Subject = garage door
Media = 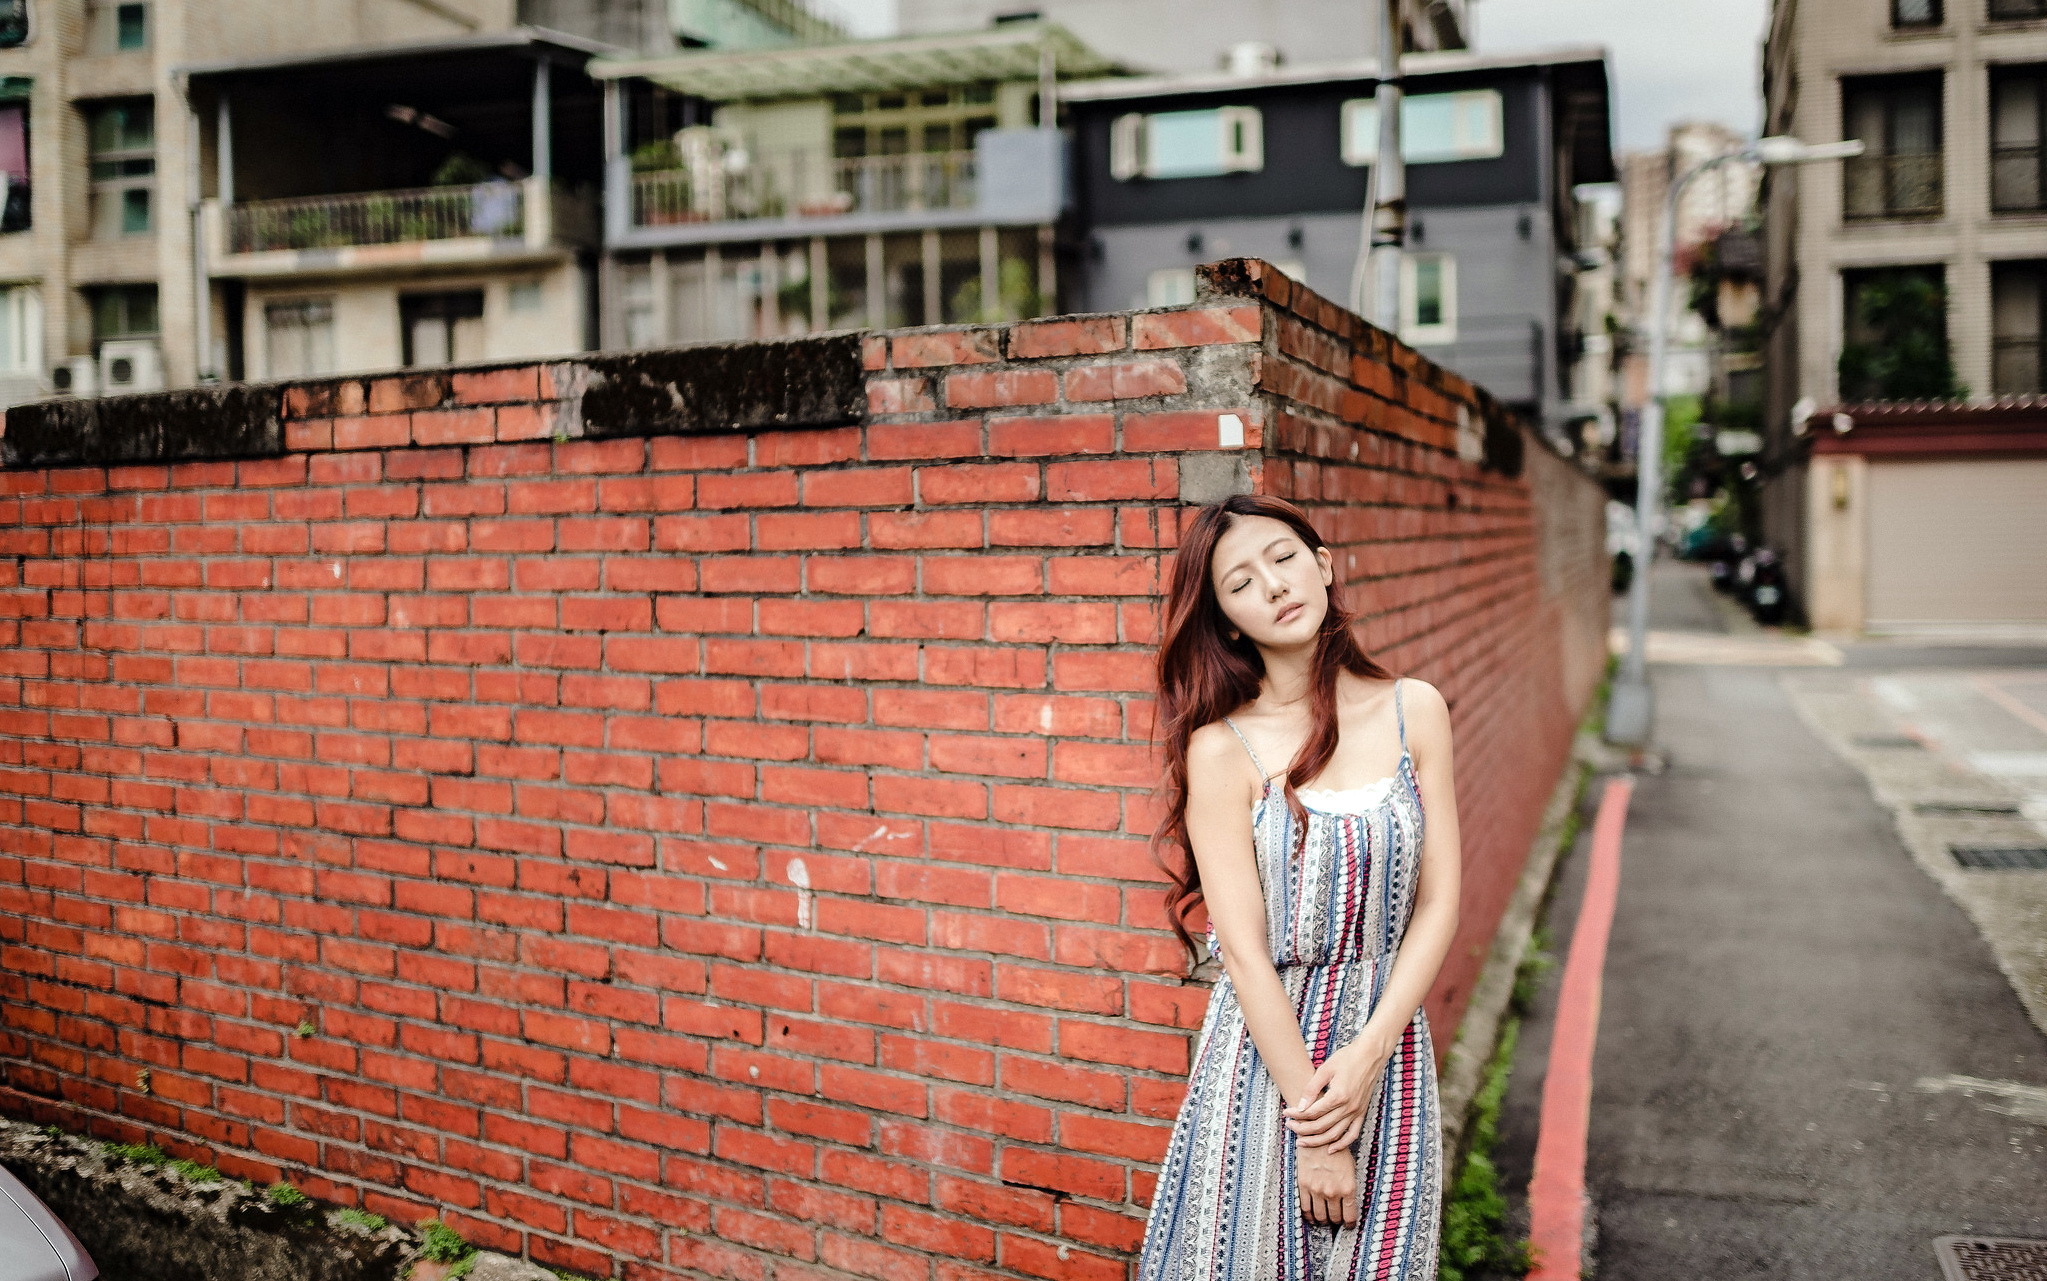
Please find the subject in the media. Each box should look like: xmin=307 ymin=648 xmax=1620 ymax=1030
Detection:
xmin=1866 ymin=458 xmax=2047 ymax=628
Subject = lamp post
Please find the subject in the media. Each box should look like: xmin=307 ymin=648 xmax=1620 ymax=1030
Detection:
xmin=1351 ymin=0 xmax=1406 ymax=325
xmin=1604 ymin=134 xmax=1865 ymax=748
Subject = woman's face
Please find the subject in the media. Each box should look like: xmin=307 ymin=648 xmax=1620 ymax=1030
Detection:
xmin=1208 ymin=513 xmax=1334 ymax=651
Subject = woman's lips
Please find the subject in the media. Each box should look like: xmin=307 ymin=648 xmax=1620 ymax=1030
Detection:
xmin=1276 ymin=602 xmax=1303 ymax=624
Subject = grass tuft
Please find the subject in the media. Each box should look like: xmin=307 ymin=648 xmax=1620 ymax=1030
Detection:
xmin=102 ymin=1142 xmax=167 ymax=1166
xmin=168 ymin=1158 xmax=221 ymax=1184
xmin=337 ymin=1207 xmax=389 ymax=1232
xmin=419 ymin=1218 xmax=475 ymax=1264
xmin=1437 ymin=1017 xmax=1532 ymax=1280
xmin=265 ymin=1182 xmax=311 ymax=1208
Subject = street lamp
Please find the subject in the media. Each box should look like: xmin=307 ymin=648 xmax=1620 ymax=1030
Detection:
xmin=1604 ymin=134 xmax=1865 ymax=748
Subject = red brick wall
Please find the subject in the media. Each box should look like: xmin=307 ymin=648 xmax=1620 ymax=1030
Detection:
xmin=0 ymin=261 xmax=1606 ymax=1281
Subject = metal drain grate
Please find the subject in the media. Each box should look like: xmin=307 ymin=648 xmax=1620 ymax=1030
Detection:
xmin=1950 ymin=846 xmax=2047 ymax=870
xmin=1917 ymin=800 xmax=2023 ymax=815
xmin=1936 ymin=1236 xmax=2047 ymax=1281
xmin=1854 ymin=733 xmax=1924 ymax=748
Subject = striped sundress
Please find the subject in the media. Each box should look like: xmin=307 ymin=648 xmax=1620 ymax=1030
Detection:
xmin=1136 ymin=678 xmax=1442 ymax=1281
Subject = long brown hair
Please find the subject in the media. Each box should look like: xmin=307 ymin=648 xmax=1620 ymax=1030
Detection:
xmin=1150 ymin=495 xmax=1394 ymax=967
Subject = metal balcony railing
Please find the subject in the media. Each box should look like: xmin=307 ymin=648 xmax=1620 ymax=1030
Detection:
xmin=1992 ymin=144 xmax=2047 ymax=211
xmin=1843 ymin=152 xmax=1942 ymax=219
xmin=629 ymin=149 xmax=977 ymax=229
xmin=227 ymin=182 xmax=527 ymax=254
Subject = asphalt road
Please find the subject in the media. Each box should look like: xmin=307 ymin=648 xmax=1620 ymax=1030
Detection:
xmin=1487 ymin=565 xmax=2047 ymax=1279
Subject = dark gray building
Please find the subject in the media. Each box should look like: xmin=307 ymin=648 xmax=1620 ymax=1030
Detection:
xmin=1061 ymin=47 xmax=1614 ymax=432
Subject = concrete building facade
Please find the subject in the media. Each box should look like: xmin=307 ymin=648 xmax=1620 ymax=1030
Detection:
xmin=1762 ymin=0 xmax=2047 ymax=633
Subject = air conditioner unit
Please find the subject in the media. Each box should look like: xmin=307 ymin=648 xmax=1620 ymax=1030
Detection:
xmin=49 ymin=355 xmax=96 ymax=397
xmin=99 ymin=339 xmax=162 ymax=394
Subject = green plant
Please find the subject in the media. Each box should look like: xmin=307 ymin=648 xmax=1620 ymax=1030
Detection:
xmin=630 ymin=138 xmax=681 ymax=172
xmin=1837 ymin=269 xmax=1964 ymax=402
xmin=1509 ymin=924 xmax=1555 ymax=1018
xmin=294 ymin=1020 xmax=316 ymax=1038
xmin=169 ymin=1158 xmax=221 ymax=1184
xmin=39 ymin=1124 xmax=64 ymax=1140
xmin=1437 ymin=1018 xmax=1532 ymax=1280
xmin=266 ymin=1182 xmax=310 ymax=1208
xmin=102 ymin=1142 xmax=166 ymax=1166
xmin=432 ymin=153 xmax=490 ymax=186
xmin=337 ymin=1207 xmax=389 ymax=1232
xmin=419 ymin=1219 xmax=474 ymax=1264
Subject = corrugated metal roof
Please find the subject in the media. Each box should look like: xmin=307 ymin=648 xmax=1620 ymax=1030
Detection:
xmin=590 ymin=22 xmax=1121 ymax=98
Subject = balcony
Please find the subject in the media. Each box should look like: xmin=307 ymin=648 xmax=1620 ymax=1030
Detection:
xmin=205 ymin=177 xmax=595 ymax=278
xmin=1843 ymin=152 xmax=1942 ymax=219
xmin=609 ymin=128 xmax=1063 ymax=249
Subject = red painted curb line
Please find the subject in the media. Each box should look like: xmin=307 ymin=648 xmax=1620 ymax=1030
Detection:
xmin=1525 ymin=775 xmax=1634 ymax=1281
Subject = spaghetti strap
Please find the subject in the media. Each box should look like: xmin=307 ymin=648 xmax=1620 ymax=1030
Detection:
xmin=1394 ymin=678 xmax=1408 ymax=753
xmin=1220 ymin=716 xmax=1270 ymax=780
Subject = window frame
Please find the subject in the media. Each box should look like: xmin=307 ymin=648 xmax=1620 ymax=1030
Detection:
xmin=1341 ymin=89 xmax=1506 ymax=166
xmin=85 ymin=97 xmax=155 ymax=239
xmin=263 ymin=296 xmax=337 ymax=380
xmin=1990 ymin=259 xmax=2047 ymax=395
xmin=1840 ymin=73 xmax=1944 ymax=221
xmin=1400 ymin=252 xmax=1458 ymax=345
xmin=85 ymin=0 xmax=149 ymax=54
xmin=1889 ymin=0 xmax=1941 ymax=27
xmin=1109 ymin=106 xmax=1264 ymax=181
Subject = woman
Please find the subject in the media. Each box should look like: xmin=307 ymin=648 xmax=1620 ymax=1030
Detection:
xmin=1136 ymin=494 xmax=1463 ymax=1281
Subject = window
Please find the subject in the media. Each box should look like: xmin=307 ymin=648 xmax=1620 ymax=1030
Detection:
xmin=1990 ymin=0 xmax=2047 ymax=19
xmin=1110 ymin=107 xmax=1264 ymax=180
xmin=87 ymin=284 xmax=157 ymax=347
xmin=1341 ymin=90 xmax=1505 ymax=166
xmin=1839 ymin=266 xmax=1957 ymax=401
xmin=0 ymin=286 xmax=41 ymax=374
xmin=0 ymin=0 xmax=26 ymax=47
xmin=1841 ymin=75 xmax=1942 ymax=219
xmin=86 ymin=1 xmax=148 ymax=53
xmin=1400 ymin=253 xmax=1457 ymax=344
xmin=0 ymin=84 xmax=27 ymax=234
xmin=1891 ymin=0 xmax=1940 ymax=25
xmin=400 ymin=290 xmax=485 ymax=367
xmin=264 ymin=298 xmax=335 ymax=380
xmin=1146 ymin=268 xmax=1197 ymax=308
xmin=1992 ymin=68 xmax=2047 ymax=211
xmin=1992 ymin=261 xmax=2047 ymax=394
xmin=87 ymin=98 xmax=154 ymax=238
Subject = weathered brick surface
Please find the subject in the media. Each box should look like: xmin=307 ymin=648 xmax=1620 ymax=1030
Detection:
xmin=0 ymin=261 xmax=1604 ymax=1281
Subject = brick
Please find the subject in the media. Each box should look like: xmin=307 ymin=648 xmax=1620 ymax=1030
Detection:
xmin=868 ymin=419 xmax=983 ymax=461
xmin=1062 ymin=360 xmax=1188 ymax=402
xmin=892 ymin=329 xmax=1000 ymax=368
xmin=1132 ymin=305 xmax=1262 ymax=349
xmin=1046 ymin=458 xmax=1177 ymax=502
xmin=451 ymin=366 xmax=542 ymax=405
xmin=987 ymin=415 xmax=1114 ymax=457
xmin=867 ymin=378 xmax=937 ymax=415
xmin=1006 ymin=316 xmax=1126 ymax=358
xmin=919 ymin=463 xmax=1040 ymax=505
xmin=943 ymin=369 xmax=1057 ymax=409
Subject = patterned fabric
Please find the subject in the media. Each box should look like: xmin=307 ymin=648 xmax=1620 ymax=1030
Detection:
xmin=1136 ymin=680 xmax=1441 ymax=1281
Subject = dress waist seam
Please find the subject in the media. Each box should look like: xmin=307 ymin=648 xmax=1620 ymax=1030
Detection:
xmin=1275 ymin=952 xmax=1395 ymax=970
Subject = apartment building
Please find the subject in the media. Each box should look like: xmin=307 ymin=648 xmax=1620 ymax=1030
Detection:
xmin=588 ymin=22 xmax=1118 ymax=345
xmin=1061 ymin=46 xmax=1615 ymax=438
xmin=0 ymin=0 xmax=832 ymax=408
xmin=1762 ymin=0 xmax=2047 ymax=632
xmin=0 ymin=0 xmax=539 ymax=409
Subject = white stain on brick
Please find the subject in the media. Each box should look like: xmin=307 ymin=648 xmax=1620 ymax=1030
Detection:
xmin=787 ymin=857 xmax=814 ymax=928
xmin=1218 ymin=414 xmax=1245 ymax=448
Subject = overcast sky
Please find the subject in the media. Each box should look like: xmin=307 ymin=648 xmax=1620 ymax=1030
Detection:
xmin=825 ymin=0 xmax=1771 ymax=154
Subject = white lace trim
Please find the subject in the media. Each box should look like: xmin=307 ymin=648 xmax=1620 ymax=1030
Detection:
xmin=1253 ymin=776 xmax=1395 ymax=814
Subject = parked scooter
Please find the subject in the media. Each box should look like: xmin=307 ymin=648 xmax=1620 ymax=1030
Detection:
xmin=1747 ymin=547 xmax=1789 ymax=625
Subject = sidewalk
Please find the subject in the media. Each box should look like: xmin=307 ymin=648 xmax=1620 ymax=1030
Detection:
xmin=1486 ymin=563 xmax=2047 ymax=1280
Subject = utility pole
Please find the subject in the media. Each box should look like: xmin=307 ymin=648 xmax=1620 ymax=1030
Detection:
xmin=1352 ymin=0 xmax=1405 ymax=326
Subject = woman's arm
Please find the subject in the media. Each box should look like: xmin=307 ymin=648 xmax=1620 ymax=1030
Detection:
xmin=1285 ymin=679 xmax=1463 ymax=1149
xmin=1183 ymin=724 xmax=1322 ymax=1112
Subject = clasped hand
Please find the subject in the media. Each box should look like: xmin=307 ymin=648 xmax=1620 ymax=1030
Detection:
xmin=1285 ymin=1025 xmax=1395 ymax=1152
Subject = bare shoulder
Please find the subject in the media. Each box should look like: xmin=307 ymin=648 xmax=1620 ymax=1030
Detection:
xmin=1398 ymin=678 xmax=1454 ymax=743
